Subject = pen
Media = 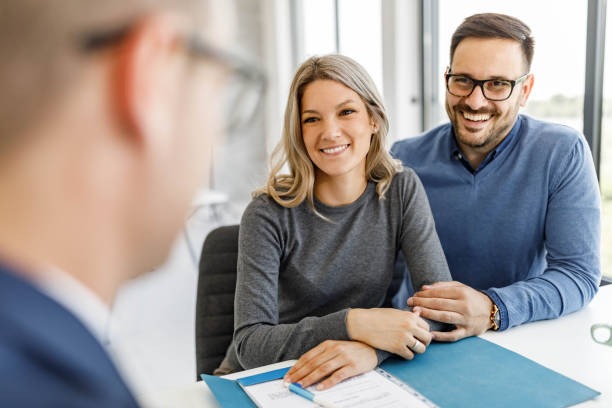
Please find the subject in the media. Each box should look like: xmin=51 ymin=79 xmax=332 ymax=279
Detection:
xmin=283 ymin=382 xmax=338 ymax=408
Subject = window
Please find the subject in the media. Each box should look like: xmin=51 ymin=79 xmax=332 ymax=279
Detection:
xmin=600 ymin=3 xmax=612 ymax=280
xmin=337 ymin=0 xmax=383 ymax=92
xmin=301 ymin=0 xmax=337 ymax=56
xmin=296 ymin=0 xmax=383 ymax=93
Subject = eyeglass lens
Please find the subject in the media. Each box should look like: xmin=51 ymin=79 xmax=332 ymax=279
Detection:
xmin=188 ymin=40 xmax=265 ymax=134
xmin=81 ymin=27 xmax=266 ymax=134
xmin=223 ymin=72 xmax=265 ymax=134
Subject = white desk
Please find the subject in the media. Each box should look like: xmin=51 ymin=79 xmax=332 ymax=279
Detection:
xmin=143 ymin=285 xmax=612 ymax=407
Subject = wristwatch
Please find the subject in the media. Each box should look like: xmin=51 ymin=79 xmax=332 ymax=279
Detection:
xmin=489 ymin=302 xmax=500 ymax=331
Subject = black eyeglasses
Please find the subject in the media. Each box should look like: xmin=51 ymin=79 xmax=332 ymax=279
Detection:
xmin=81 ymin=26 xmax=266 ymax=133
xmin=445 ymin=70 xmax=529 ymax=101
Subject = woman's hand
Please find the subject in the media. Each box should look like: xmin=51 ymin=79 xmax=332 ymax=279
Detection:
xmin=346 ymin=308 xmax=432 ymax=358
xmin=282 ymin=340 xmax=377 ymax=390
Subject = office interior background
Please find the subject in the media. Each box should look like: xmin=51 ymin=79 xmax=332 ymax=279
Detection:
xmin=109 ymin=0 xmax=612 ymax=403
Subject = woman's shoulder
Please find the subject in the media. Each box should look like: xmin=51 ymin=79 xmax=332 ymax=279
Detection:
xmin=242 ymin=191 xmax=306 ymax=224
xmin=244 ymin=192 xmax=282 ymax=216
xmin=388 ymin=166 xmax=421 ymax=192
xmin=394 ymin=166 xmax=418 ymax=179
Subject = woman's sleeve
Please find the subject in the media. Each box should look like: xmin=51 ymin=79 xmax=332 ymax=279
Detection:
xmin=233 ymin=198 xmax=350 ymax=369
xmin=399 ymin=169 xmax=452 ymax=290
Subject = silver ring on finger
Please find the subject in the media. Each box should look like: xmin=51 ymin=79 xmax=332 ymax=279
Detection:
xmin=409 ymin=338 xmax=426 ymax=353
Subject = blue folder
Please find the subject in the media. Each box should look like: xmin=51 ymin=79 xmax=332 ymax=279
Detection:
xmin=202 ymin=337 xmax=600 ymax=407
xmin=201 ymin=367 xmax=291 ymax=408
xmin=381 ymin=337 xmax=600 ymax=408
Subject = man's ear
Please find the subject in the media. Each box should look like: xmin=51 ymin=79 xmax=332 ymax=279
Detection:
xmin=114 ymin=13 xmax=182 ymax=145
xmin=519 ymin=73 xmax=535 ymax=107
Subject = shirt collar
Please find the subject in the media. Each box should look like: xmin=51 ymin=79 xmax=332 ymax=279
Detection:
xmin=34 ymin=267 xmax=112 ymax=346
xmin=450 ymin=115 xmax=523 ymax=173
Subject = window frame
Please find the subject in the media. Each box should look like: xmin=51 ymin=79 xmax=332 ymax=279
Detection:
xmin=586 ymin=0 xmax=611 ymax=285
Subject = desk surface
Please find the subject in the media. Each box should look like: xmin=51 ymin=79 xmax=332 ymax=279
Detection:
xmin=144 ymin=285 xmax=612 ymax=408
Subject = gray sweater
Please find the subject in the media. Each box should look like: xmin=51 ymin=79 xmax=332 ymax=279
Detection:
xmin=231 ymin=168 xmax=451 ymax=370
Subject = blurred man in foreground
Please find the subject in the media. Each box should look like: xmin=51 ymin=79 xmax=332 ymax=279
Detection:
xmin=0 ymin=0 xmax=263 ymax=405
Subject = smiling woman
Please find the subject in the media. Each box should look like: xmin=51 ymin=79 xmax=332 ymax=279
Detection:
xmin=260 ymin=54 xmax=399 ymax=212
xmin=214 ymin=54 xmax=453 ymax=390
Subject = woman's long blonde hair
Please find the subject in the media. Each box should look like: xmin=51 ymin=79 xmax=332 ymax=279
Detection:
xmin=256 ymin=54 xmax=402 ymax=209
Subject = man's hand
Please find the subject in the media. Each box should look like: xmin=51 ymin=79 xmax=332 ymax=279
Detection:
xmin=407 ymin=281 xmax=493 ymax=341
xmin=347 ymin=308 xmax=431 ymax=358
xmin=282 ymin=340 xmax=377 ymax=390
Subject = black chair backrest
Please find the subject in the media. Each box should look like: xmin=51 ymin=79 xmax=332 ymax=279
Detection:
xmin=195 ymin=224 xmax=239 ymax=377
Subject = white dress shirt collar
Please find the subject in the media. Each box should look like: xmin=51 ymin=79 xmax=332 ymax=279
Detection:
xmin=34 ymin=267 xmax=111 ymax=346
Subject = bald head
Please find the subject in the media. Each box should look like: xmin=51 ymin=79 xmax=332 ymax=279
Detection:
xmin=0 ymin=0 xmax=226 ymax=149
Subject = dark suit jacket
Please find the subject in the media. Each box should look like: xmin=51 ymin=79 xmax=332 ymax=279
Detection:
xmin=0 ymin=264 xmax=139 ymax=407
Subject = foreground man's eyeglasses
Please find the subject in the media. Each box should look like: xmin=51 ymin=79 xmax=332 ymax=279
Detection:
xmin=81 ymin=25 xmax=266 ymax=133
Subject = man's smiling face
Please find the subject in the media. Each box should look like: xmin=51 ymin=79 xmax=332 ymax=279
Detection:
xmin=445 ymin=37 xmax=533 ymax=157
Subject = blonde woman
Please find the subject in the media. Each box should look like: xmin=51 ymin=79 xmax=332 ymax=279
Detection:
xmin=224 ymin=55 xmax=451 ymax=389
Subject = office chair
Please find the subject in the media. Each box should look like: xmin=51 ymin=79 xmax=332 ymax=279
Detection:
xmin=195 ymin=224 xmax=239 ymax=377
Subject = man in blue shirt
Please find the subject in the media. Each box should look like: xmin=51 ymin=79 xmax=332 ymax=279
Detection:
xmin=391 ymin=13 xmax=601 ymax=341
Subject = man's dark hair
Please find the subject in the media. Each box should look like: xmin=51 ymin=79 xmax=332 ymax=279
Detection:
xmin=450 ymin=13 xmax=535 ymax=70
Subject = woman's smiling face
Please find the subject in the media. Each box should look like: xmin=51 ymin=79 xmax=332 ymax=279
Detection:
xmin=300 ymin=79 xmax=376 ymax=183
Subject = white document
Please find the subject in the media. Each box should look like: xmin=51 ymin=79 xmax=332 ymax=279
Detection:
xmin=240 ymin=368 xmax=437 ymax=408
